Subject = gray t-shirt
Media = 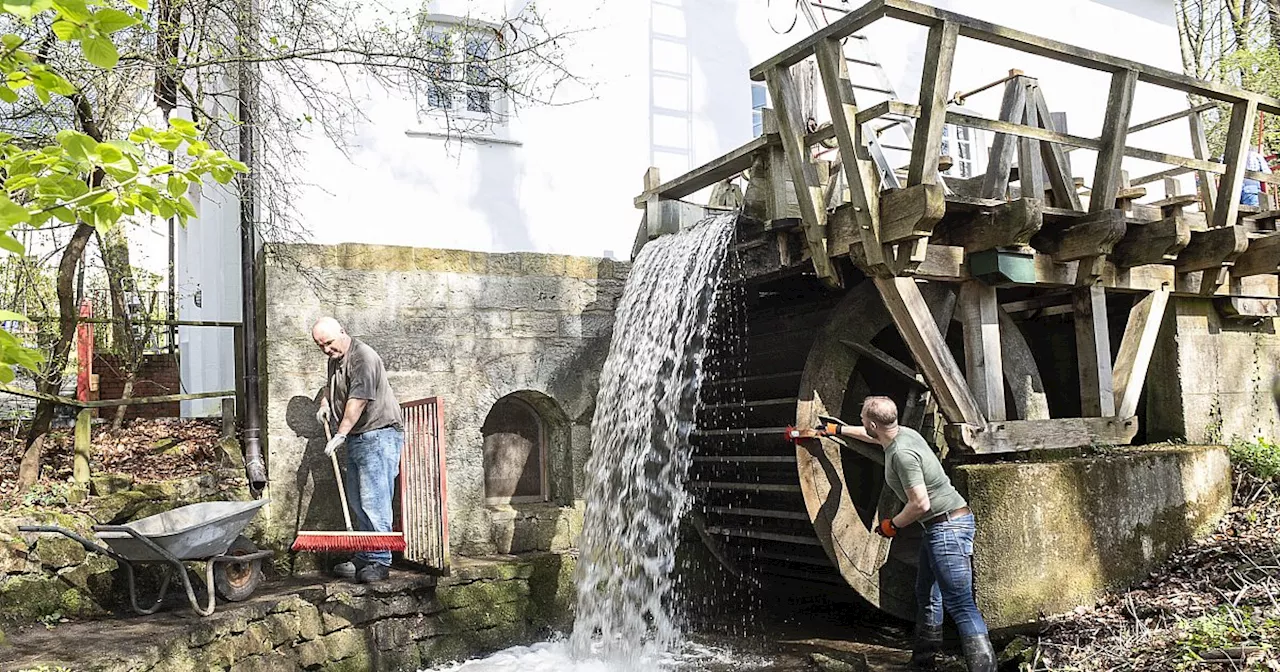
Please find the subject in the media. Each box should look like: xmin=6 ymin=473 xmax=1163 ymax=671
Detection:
xmin=327 ymin=338 xmax=401 ymax=435
xmin=884 ymin=427 xmax=967 ymax=519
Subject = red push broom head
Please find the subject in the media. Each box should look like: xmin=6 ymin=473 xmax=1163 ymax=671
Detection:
xmin=291 ymin=531 xmax=406 ymax=553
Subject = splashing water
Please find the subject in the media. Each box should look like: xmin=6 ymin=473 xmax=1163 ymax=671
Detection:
xmin=568 ymin=213 xmax=738 ymax=666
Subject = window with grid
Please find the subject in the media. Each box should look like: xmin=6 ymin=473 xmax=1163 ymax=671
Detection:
xmin=423 ymin=20 xmax=504 ymax=121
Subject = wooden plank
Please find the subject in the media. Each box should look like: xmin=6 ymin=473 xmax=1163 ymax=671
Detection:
xmin=1111 ymin=214 xmax=1193 ymax=268
xmin=1029 ymin=88 xmax=1084 ymax=211
xmin=874 ymin=276 xmax=986 ymax=426
xmin=815 ymin=37 xmax=886 ymax=273
xmin=1175 ymin=226 xmax=1249 ymax=273
xmin=750 ymin=0 xmax=886 ymax=80
xmin=840 ymin=338 xmax=925 ymax=388
xmin=1127 ymin=103 xmax=1218 ymax=134
xmin=1189 ymin=109 xmax=1216 ymax=213
xmin=1090 ymin=69 xmax=1138 ymax=214
xmin=73 ymin=408 xmax=91 ymax=484
xmin=946 ymin=197 xmax=1042 ymax=252
xmin=1017 ymin=83 xmax=1046 ymax=202
xmin=980 ymin=80 xmax=1027 ymax=199
xmin=1036 ymin=209 xmax=1127 ymax=262
xmin=950 ymin=110 xmax=1100 ymax=152
xmin=1232 ymin=233 xmax=1280 ymax=277
xmin=1213 ymin=100 xmax=1258 ymax=230
xmin=959 ymin=281 xmax=1006 ymax=421
xmin=947 ymin=416 xmax=1139 ymax=454
xmin=879 ymin=183 xmax=946 ymax=243
xmin=765 ymin=65 xmax=839 ymax=285
xmin=855 ymin=100 xmax=920 ymax=127
xmin=908 ymin=21 xmax=959 ymax=186
xmin=633 ymin=136 xmax=770 ymax=207
xmin=878 ymin=0 xmax=1280 ymax=113
xmin=1073 ymin=285 xmax=1114 ymax=416
xmin=1112 ymin=287 xmax=1170 ymax=419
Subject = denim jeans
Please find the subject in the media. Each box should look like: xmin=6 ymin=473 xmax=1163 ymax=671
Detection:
xmin=915 ymin=513 xmax=988 ymax=637
xmin=1242 ymin=190 xmax=1261 ymax=207
xmin=345 ymin=426 xmax=403 ymax=567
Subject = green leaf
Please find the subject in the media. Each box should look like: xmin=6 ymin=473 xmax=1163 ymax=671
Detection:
xmin=92 ymin=8 xmax=137 ymax=34
xmin=3 ymin=0 xmax=53 ymax=21
xmin=175 ymin=197 xmax=196 ymax=219
xmin=50 ymin=19 xmax=77 ymax=40
xmin=0 ymin=195 xmax=29 ymax=227
xmin=5 ymin=174 xmax=37 ymax=191
xmin=33 ymin=86 xmax=48 ymax=104
xmin=1 ymin=34 xmax=23 ymax=49
xmin=51 ymin=0 xmax=88 ymax=22
xmin=56 ymin=129 xmax=96 ymax=161
xmin=166 ymin=174 xmax=188 ymax=197
xmin=0 ymin=87 xmax=17 ymax=104
xmin=0 ymin=365 xmax=15 ymax=384
xmin=125 ymin=0 xmax=146 ymax=8
xmin=0 ymin=310 xmax=28 ymax=322
xmin=168 ymin=117 xmax=197 ymax=134
xmin=0 ymin=232 xmax=24 ymax=255
xmin=82 ymin=35 xmax=118 ymax=69
xmin=49 ymin=206 xmax=75 ymax=223
xmin=147 ymin=163 xmax=173 ymax=176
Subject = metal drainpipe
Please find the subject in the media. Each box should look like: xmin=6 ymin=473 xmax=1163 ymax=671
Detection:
xmin=238 ymin=0 xmax=266 ymax=492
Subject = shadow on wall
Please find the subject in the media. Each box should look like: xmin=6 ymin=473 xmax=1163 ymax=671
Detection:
xmin=474 ymin=143 xmax=533 ymax=253
xmin=285 ymin=391 xmax=350 ymax=568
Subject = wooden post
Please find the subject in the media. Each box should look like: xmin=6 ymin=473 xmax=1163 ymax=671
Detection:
xmin=1030 ymin=88 xmax=1083 ymax=210
xmin=908 ymin=21 xmax=959 ymax=186
xmin=1018 ymin=82 xmax=1046 ymax=201
xmin=1073 ymin=285 xmax=1115 ymax=416
xmin=959 ymin=281 xmax=1006 ymax=421
xmin=221 ymin=397 xmax=237 ymax=440
xmin=981 ymin=79 xmax=1028 ymax=199
xmin=874 ymin=276 xmax=986 ymax=427
xmin=814 ymin=37 xmax=886 ymax=274
xmin=765 ymin=64 xmax=839 ymax=284
xmin=1112 ymin=287 xmax=1170 ymax=419
xmin=1188 ymin=109 xmax=1216 ymax=216
xmin=73 ymin=408 xmax=91 ymax=484
xmin=1212 ymin=99 xmax=1258 ymax=229
xmin=1090 ymin=69 xmax=1138 ymax=213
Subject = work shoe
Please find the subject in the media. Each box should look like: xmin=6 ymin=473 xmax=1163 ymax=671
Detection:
xmin=960 ymin=634 xmax=996 ymax=672
xmin=908 ymin=622 xmax=944 ymax=670
xmin=332 ymin=561 xmax=358 ymax=579
xmin=356 ymin=563 xmax=390 ymax=584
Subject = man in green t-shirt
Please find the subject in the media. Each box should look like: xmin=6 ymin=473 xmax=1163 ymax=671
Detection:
xmin=818 ymin=396 xmax=994 ymax=672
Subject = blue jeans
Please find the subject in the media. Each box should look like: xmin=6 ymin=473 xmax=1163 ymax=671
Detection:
xmin=915 ymin=513 xmax=988 ymax=637
xmin=1242 ymin=190 xmax=1261 ymax=207
xmin=345 ymin=426 xmax=403 ymax=567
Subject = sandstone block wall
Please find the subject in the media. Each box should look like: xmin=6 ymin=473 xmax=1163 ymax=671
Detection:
xmin=954 ymin=444 xmax=1231 ymax=629
xmin=260 ymin=244 xmax=627 ymax=556
xmin=1146 ymin=298 xmax=1280 ymax=444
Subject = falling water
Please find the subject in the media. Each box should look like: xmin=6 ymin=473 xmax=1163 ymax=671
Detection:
xmin=568 ymin=212 xmax=738 ymax=667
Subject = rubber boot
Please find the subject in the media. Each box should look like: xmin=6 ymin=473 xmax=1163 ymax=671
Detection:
xmin=961 ymin=633 xmax=996 ymax=672
xmin=908 ymin=623 xmax=944 ymax=670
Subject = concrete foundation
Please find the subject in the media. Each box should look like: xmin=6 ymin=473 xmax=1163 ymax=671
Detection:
xmin=260 ymin=244 xmax=625 ymax=558
xmin=1147 ymin=297 xmax=1280 ymax=444
xmin=954 ymin=444 xmax=1232 ymax=629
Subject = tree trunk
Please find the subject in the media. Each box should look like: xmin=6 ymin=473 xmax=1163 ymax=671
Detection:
xmin=97 ymin=225 xmax=141 ymax=430
xmin=1269 ymin=0 xmax=1280 ymax=49
xmin=16 ymin=223 xmax=97 ymax=488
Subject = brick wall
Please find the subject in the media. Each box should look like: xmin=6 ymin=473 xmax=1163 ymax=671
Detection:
xmin=93 ymin=352 xmax=181 ymax=420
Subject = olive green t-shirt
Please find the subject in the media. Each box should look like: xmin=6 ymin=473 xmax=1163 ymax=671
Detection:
xmin=884 ymin=427 xmax=967 ymax=518
xmin=327 ymin=338 xmax=402 ymax=435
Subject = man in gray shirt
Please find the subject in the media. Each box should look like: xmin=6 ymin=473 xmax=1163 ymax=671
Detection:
xmin=819 ymin=396 xmax=994 ymax=672
xmin=312 ymin=317 xmax=403 ymax=583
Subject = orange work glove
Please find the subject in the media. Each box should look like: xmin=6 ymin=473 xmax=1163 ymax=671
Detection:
xmin=876 ymin=518 xmax=899 ymax=538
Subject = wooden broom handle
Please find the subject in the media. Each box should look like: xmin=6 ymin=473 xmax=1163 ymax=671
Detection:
xmin=325 ymin=420 xmax=355 ymax=532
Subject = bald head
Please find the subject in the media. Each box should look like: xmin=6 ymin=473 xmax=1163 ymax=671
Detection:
xmin=860 ymin=396 xmax=900 ymax=445
xmin=311 ymin=317 xmax=351 ymax=360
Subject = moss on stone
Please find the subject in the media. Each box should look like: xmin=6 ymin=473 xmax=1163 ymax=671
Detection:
xmin=437 ymin=578 xmax=531 ymax=610
xmin=0 ymin=575 xmax=68 ymax=622
xmin=34 ymin=537 xmax=86 ymax=570
xmin=89 ymin=473 xmax=134 ymax=496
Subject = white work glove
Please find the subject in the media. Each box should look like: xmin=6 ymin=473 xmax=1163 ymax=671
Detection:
xmin=324 ymin=433 xmax=347 ymax=458
xmin=315 ymin=403 xmax=331 ymax=430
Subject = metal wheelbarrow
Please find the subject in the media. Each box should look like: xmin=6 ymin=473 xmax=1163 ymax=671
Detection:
xmin=20 ymin=499 xmax=273 ymax=617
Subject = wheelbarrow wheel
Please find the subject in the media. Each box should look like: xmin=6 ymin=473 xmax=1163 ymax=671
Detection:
xmin=214 ymin=535 xmax=263 ymax=602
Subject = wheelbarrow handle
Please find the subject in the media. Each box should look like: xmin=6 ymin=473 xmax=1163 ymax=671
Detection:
xmin=18 ymin=525 xmax=128 ymax=564
xmin=92 ymin=524 xmax=186 ymax=566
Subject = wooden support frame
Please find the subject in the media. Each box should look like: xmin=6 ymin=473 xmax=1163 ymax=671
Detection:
xmin=874 ymin=276 xmax=986 ymax=426
xmin=908 ymin=20 xmax=959 ymax=186
xmin=959 ymin=281 xmax=1006 ymax=421
xmin=764 ymin=65 xmax=840 ymax=285
xmin=1090 ymin=69 xmax=1138 ymax=213
xmin=981 ymin=78 xmax=1027 ymax=199
xmin=1213 ymin=99 xmax=1258 ymax=230
xmin=1017 ymin=82 xmax=1046 ymax=201
xmin=1073 ymin=285 xmax=1114 ymax=416
xmin=1111 ymin=286 xmax=1170 ymax=419
xmin=1189 ymin=108 xmax=1216 ymax=214
xmin=947 ymin=416 xmax=1138 ymax=454
xmin=1029 ymin=88 xmax=1083 ymax=211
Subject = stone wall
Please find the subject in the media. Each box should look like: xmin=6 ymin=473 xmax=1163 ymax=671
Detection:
xmin=260 ymin=244 xmax=626 ymax=557
xmin=1147 ymin=298 xmax=1280 ymax=444
xmin=954 ymin=444 xmax=1232 ymax=629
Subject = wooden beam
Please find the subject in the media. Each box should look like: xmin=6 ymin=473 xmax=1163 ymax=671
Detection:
xmin=1029 ymin=88 xmax=1084 ymax=211
xmin=1091 ymin=69 xmax=1138 ymax=214
xmin=947 ymin=416 xmax=1138 ymax=454
xmin=980 ymin=80 xmax=1027 ymax=199
xmin=1175 ymin=225 xmax=1250 ymax=273
xmin=1127 ymin=102 xmax=1218 ymax=134
xmin=1111 ymin=214 xmax=1193 ymax=268
xmin=908 ymin=21 xmax=959 ymax=186
xmin=840 ymin=339 xmax=926 ymax=388
xmin=1074 ymin=285 xmax=1114 ymax=416
xmin=874 ymin=276 xmax=986 ymax=426
xmin=765 ymin=65 xmax=839 ymax=285
xmin=946 ymin=197 xmax=1043 ymax=252
xmin=1018 ymin=82 xmax=1047 ymax=202
xmin=1112 ymin=287 xmax=1170 ymax=419
xmin=633 ymin=137 xmax=769 ymax=207
xmin=750 ymin=0 xmax=886 ymax=80
xmin=1189 ymin=109 xmax=1216 ymax=214
xmin=879 ymin=183 xmax=946 ymax=243
xmin=1036 ymin=209 xmax=1128 ymax=262
xmin=1232 ymin=233 xmax=1280 ymax=277
xmin=959 ymin=281 xmax=1006 ymax=421
xmin=815 ymin=37 xmax=887 ymax=273
xmin=1213 ymin=100 xmax=1258 ymax=230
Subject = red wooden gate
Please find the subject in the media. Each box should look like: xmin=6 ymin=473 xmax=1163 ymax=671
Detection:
xmin=399 ymin=397 xmax=449 ymax=573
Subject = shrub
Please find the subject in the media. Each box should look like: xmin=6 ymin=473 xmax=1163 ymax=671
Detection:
xmin=1228 ymin=438 xmax=1280 ymax=481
